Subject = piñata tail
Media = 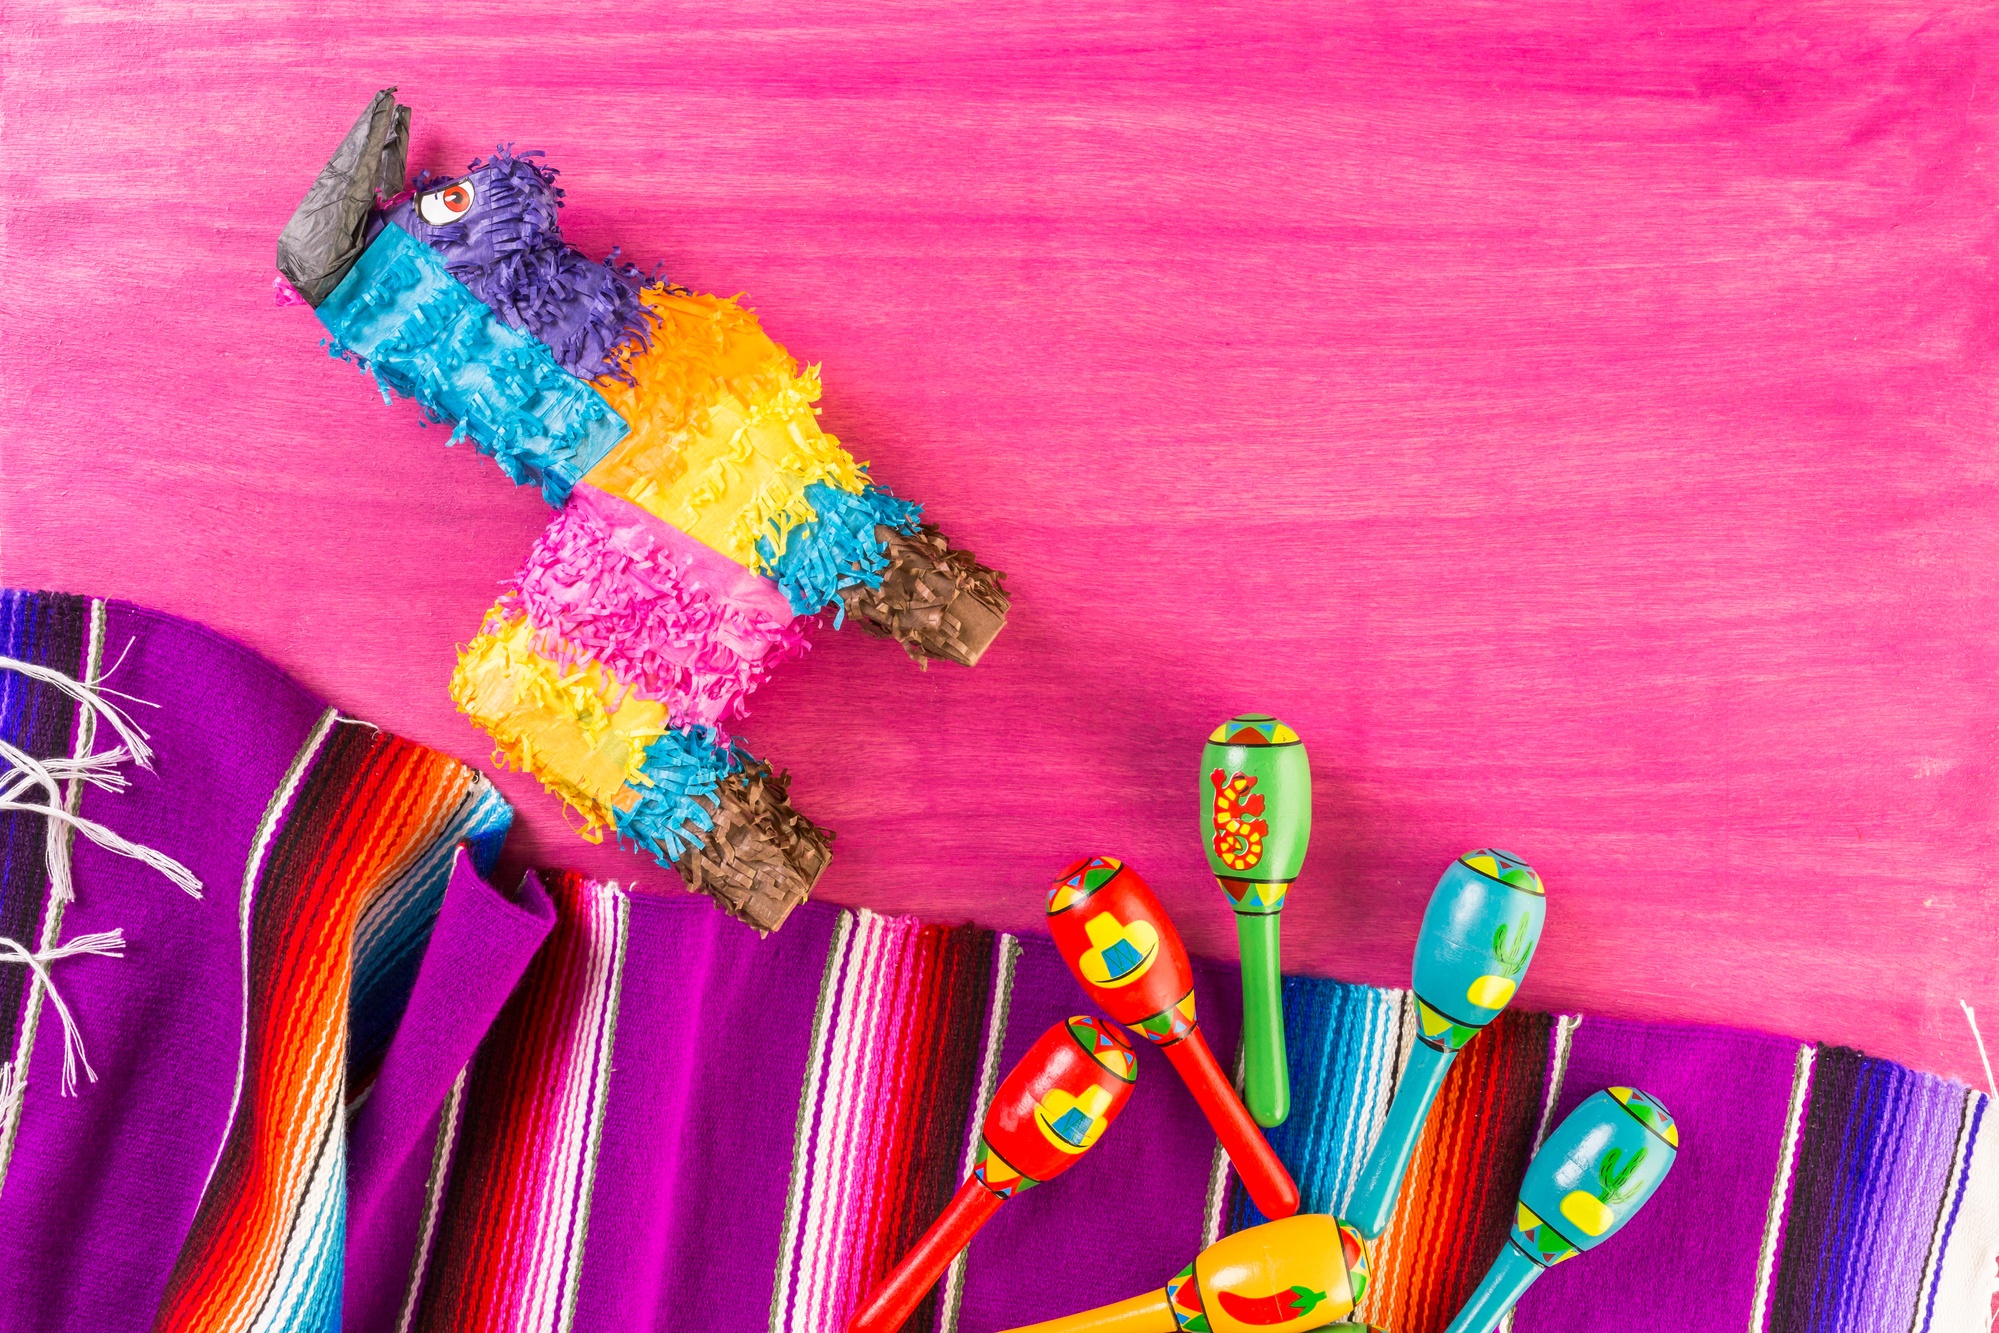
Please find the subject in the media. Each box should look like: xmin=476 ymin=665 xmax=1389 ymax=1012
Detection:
xmin=276 ymin=89 xmax=1008 ymax=929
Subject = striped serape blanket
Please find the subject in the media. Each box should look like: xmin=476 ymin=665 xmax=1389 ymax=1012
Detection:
xmin=0 ymin=588 xmax=1991 ymax=1332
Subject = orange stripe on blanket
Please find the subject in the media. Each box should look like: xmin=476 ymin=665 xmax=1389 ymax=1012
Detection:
xmin=154 ymin=727 xmax=481 ymax=1333
xmin=1356 ymin=1009 xmax=1550 ymax=1333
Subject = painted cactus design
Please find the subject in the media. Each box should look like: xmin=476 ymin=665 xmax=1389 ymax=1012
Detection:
xmin=1560 ymin=1144 xmax=1649 ymax=1236
xmin=1467 ymin=910 xmax=1537 ymax=1008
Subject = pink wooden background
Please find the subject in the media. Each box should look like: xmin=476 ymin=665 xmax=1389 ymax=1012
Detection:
xmin=3 ymin=2 xmax=1995 ymax=1083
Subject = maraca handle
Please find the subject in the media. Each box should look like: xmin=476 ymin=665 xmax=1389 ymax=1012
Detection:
xmin=1235 ymin=912 xmax=1289 ymax=1128
xmin=999 ymin=1289 xmax=1178 ymax=1333
xmin=1163 ymin=1028 xmax=1300 ymax=1218
xmin=1349 ymin=1038 xmax=1455 ymax=1238
xmin=846 ymin=1177 xmax=1004 ymax=1333
xmin=1441 ymin=1240 xmax=1542 ymax=1333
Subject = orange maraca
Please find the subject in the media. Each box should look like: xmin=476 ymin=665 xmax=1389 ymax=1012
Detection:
xmin=846 ymin=1016 xmax=1139 ymax=1333
xmin=1048 ymin=855 xmax=1299 ymax=1219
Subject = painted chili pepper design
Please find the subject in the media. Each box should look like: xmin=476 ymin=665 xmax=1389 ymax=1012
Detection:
xmin=1214 ymin=1284 xmax=1328 ymax=1325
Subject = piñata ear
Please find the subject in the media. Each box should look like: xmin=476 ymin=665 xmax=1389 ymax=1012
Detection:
xmin=276 ymin=87 xmax=411 ymax=305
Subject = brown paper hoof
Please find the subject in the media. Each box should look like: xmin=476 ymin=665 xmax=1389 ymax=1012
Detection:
xmin=673 ymin=759 xmax=833 ymax=932
xmin=839 ymin=523 xmax=1011 ymax=668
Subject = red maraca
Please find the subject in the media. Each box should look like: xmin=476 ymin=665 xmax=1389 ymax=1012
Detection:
xmin=1048 ymin=855 xmax=1300 ymax=1219
xmin=846 ymin=1016 xmax=1138 ymax=1333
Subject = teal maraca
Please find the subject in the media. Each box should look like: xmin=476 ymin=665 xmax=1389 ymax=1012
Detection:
xmin=1442 ymin=1087 xmax=1679 ymax=1333
xmin=1348 ymin=849 xmax=1545 ymax=1237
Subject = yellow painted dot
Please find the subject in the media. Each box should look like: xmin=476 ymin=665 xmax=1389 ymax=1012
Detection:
xmin=1560 ymin=1191 xmax=1615 ymax=1237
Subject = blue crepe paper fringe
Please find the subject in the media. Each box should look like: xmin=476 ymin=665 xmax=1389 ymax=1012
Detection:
xmin=316 ymin=224 xmax=629 ymax=507
xmin=613 ymin=724 xmax=745 ymax=864
xmin=762 ymin=481 xmax=923 ymax=618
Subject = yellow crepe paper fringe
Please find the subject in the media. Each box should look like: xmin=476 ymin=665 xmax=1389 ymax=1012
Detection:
xmin=450 ymin=607 xmax=672 ymax=840
xmin=586 ymin=288 xmax=866 ymax=574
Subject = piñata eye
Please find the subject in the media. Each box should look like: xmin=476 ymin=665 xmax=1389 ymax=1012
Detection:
xmin=417 ymin=181 xmax=475 ymax=225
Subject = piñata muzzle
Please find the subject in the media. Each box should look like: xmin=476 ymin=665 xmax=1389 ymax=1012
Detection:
xmin=276 ymin=89 xmax=1010 ymax=931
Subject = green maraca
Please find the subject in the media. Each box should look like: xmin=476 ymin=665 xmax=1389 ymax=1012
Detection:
xmin=1201 ymin=713 xmax=1310 ymax=1127
xmin=1442 ymin=1087 xmax=1678 ymax=1333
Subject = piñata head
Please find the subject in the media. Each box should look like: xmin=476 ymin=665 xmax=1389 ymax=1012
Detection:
xmin=384 ymin=149 xmax=657 ymax=383
xmin=278 ymin=90 xmax=1011 ymax=932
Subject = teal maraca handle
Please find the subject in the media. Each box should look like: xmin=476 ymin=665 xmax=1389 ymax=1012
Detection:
xmin=1348 ymin=1037 xmax=1454 ymax=1237
xmin=1441 ymin=1240 xmax=1542 ymax=1333
xmin=1236 ymin=913 xmax=1288 ymax=1127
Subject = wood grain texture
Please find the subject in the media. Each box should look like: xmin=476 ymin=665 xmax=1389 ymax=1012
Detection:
xmin=3 ymin=2 xmax=1995 ymax=1081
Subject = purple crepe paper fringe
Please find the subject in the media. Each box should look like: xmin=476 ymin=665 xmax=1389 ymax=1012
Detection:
xmin=383 ymin=146 xmax=660 ymax=384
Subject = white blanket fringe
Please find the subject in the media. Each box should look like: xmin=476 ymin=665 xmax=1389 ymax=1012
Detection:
xmin=0 ymin=654 xmax=202 ymax=1104
xmin=0 ymin=738 xmax=200 ymax=902
xmin=0 ymin=653 xmax=157 ymax=770
xmin=0 ymin=932 xmax=125 ymax=1096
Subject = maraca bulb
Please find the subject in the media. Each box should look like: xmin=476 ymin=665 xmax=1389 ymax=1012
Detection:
xmin=977 ymin=1015 xmax=1138 ymax=1194
xmin=1048 ymin=855 xmax=1195 ymax=1032
xmin=1349 ymin=849 xmax=1547 ymax=1237
xmin=1441 ymin=1087 xmax=1678 ymax=1333
xmin=845 ymin=1018 xmax=1136 ymax=1333
xmin=999 ymin=1214 xmax=1372 ymax=1333
xmin=1515 ymin=1086 xmax=1677 ymax=1259
xmin=1183 ymin=1215 xmax=1370 ymax=1333
xmin=1412 ymin=850 xmax=1545 ymax=1034
xmin=1201 ymin=714 xmax=1312 ymax=908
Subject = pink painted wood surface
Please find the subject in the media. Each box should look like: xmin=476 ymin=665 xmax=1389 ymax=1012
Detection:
xmin=3 ymin=3 xmax=1995 ymax=1083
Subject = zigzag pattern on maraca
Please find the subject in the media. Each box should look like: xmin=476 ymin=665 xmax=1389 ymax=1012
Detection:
xmin=277 ymin=90 xmax=1009 ymax=931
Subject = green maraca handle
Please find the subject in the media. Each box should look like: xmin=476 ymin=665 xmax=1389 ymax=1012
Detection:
xmin=1441 ymin=1240 xmax=1542 ymax=1333
xmin=1236 ymin=912 xmax=1288 ymax=1127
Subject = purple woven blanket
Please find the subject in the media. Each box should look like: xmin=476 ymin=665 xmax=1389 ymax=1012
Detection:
xmin=0 ymin=591 xmax=1990 ymax=1332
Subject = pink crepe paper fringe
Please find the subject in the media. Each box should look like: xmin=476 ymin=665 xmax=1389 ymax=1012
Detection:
xmin=503 ymin=493 xmax=814 ymax=730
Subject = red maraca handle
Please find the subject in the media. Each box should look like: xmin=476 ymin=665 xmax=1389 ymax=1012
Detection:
xmin=1163 ymin=1029 xmax=1299 ymax=1219
xmin=847 ymin=1177 xmax=1005 ymax=1333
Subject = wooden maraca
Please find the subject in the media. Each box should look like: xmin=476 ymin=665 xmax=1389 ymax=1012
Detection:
xmin=1348 ymin=849 xmax=1545 ymax=1237
xmin=846 ymin=1016 xmax=1138 ymax=1333
xmin=1000 ymin=1212 xmax=1375 ymax=1333
xmin=1442 ymin=1087 xmax=1678 ymax=1333
xmin=1201 ymin=713 xmax=1311 ymax=1128
xmin=1048 ymin=856 xmax=1300 ymax=1219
